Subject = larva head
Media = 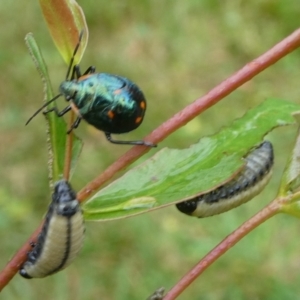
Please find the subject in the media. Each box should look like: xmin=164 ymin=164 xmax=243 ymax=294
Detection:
xmin=53 ymin=180 xmax=77 ymax=204
xmin=53 ymin=180 xmax=79 ymax=217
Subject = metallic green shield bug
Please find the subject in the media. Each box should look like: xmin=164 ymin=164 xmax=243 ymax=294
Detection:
xmin=26 ymin=32 xmax=156 ymax=147
xmin=19 ymin=180 xmax=84 ymax=278
xmin=176 ymin=141 xmax=274 ymax=217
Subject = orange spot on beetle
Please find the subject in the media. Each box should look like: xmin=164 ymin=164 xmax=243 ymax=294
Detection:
xmin=107 ymin=110 xmax=115 ymax=119
xmin=140 ymin=101 xmax=146 ymax=110
xmin=135 ymin=116 xmax=142 ymax=124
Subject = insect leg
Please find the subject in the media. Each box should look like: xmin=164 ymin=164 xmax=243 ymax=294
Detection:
xmin=43 ymin=105 xmax=72 ymax=117
xmin=71 ymin=65 xmax=82 ymax=80
xmin=71 ymin=65 xmax=96 ymax=80
xmin=104 ymin=132 xmax=156 ymax=147
xmin=43 ymin=104 xmax=81 ymax=134
xmin=25 ymin=94 xmax=62 ymax=125
xmin=82 ymin=66 xmax=96 ymax=75
xmin=67 ymin=117 xmax=82 ymax=134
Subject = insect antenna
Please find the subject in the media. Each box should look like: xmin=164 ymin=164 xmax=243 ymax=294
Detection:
xmin=25 ymin=93 xmax=62 ymax=125
xmin=65 ymin=30 xmax=84 ymax=80
xmin=26 ymin=30 xmax=85 ymax=126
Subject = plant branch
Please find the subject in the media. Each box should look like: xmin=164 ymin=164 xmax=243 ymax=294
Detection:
xmin=163 ymin=199 xmax=282 ymax=300
xmin=77 ymin=28 xmax=300 ymax=202
xmin=0 ymin=224 xmax=43 ymax=291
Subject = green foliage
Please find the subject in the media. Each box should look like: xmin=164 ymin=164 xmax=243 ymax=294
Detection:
xmin=25 ymin=34 xmax=83 ymax=181
xmin=84 ymin=99 xmax=300 ymax=220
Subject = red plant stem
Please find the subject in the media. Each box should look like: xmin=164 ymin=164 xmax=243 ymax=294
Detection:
xmin=163 ymin=200 xmax=281 ymax=300
xmin=0 ymin=224 xmax=43 ymax=291
xmin=77 ymin=28 xmax=300 ymax=202
xmin=63 ymin=111 xmax=75 ymax=180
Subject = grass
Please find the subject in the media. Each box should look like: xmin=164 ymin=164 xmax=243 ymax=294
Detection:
xmin=0 ymin=1 xmax=300 ymax=299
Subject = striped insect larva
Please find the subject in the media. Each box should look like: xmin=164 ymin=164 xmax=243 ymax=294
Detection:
xmin=19 ymin=180 xmax=84 ymax=278
xmin=176 ymin=141 xmax=274 ymax=218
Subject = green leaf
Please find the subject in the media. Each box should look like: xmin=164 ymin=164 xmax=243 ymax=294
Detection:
xmin=277 ymin=111 xmax=300 ymax=219
xmin=25 ymin=33 xmax=82 ymax=182
xmin=280 ymin=193 xmax=300 ymax=218
xmin=279 ymin=111 xmax=300 ymax=194
xmin=39 ymin=0 xmax=88 ymax=65
xmin=83 ymin=98 xmax=300 ymax=221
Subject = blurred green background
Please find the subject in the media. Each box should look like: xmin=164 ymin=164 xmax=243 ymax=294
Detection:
xmin=1 ymin=1 xmax=300 ymax=299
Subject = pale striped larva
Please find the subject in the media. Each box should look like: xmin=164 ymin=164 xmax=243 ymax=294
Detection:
xmin=176 ymin=141 xmax=274 ymax=217
xmin=19 ymin=180 xmax=84 ymax=278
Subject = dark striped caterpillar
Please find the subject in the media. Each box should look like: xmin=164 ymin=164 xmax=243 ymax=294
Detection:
xmin=176 ymin=141 xmax=274 ymax=217
xmin=19 ymin=180 xmax=84 ymax=278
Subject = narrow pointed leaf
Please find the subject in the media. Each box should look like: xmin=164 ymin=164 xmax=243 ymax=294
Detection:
xmin=83 ymin=98 xmax=300 ymax=221
xmin=25 ymin=33 xmax=82 ymax=182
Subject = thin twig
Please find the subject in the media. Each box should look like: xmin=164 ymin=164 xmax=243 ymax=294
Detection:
xmin=163 ymin=200 xmax=282 ymax=300
xmin=0 ymin=224 xmax=42 ymax=291
xmin=63 ymin=111 xmax=76 ymax=180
